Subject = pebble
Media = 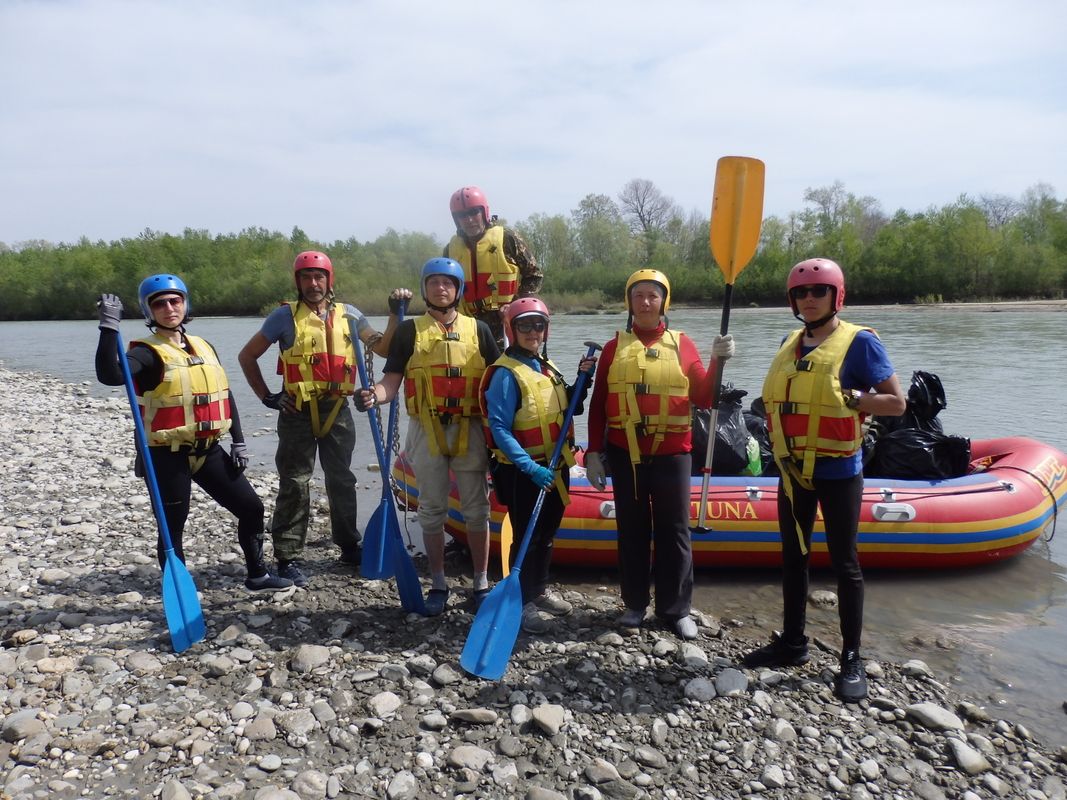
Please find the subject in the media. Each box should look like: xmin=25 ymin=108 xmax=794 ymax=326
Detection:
xmin=0 ymin=366 xmax=1065 ymax=799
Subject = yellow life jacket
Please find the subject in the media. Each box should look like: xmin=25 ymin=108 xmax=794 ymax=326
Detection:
xmin=404 ymin=314 xmax=486 ymax=456
xmin=480 ymin=354 xmax=575 ymax=501
xmin=133 ymin=333 xmax=232 ymax=451
xmin=447 ymin=226 xmax=519 ymax=314
xmin=762 ymin=320 xmax=871 ymax=483
xmin=277 ymin=301 xmax=357 ymax=437
xmin=605 ymin=329 xmax=691 ymax=463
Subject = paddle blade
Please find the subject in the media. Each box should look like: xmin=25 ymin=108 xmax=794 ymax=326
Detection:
xmin=391 ymin=522 xmax=426 ymax=614
xmin=459 ymin=576 xmax=524 ymax=680
xmin=710 ymin=156 xmax=765 ymax=284
xmin=499 ymin=513 xmax=513 ymax=578
xmin=360 ymin=503 xmax=395 ymax=580
xmin=160 ymin=551 xmax=205 ymax=653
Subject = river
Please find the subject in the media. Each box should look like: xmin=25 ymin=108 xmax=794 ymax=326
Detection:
xmin=1 ymin=304 xmax=1066 ymax=745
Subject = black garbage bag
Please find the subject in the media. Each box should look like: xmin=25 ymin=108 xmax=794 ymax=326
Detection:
xmin=864 ymin=428 xmax=971 ymax=479
xmin=691 ymin=384 xmax=752 ymax=476
xmin=875 ymin=370 xmax=947 ymax=435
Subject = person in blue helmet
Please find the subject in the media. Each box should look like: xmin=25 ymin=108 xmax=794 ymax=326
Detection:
xmin=355 ymin=258 xmax=501 ymax=616
xmin=94 ymin=275 xmax=291 ymax=591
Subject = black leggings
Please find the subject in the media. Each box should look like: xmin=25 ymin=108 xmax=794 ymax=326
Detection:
xmin=492 ymin=461 xmax=569 ymax=605
xmin=147 ymin=444 xmax=265 ymax=572
xmin=778 ymin=472 xmax=864 ymax=651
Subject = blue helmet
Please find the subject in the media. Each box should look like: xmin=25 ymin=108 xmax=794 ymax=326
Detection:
xmin=138 ymin=273 xmax=190 ymax=323
xmin=420 ymin=257 xmax=465 ymax=306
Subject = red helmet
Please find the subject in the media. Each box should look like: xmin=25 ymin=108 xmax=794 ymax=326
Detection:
xmin=293 ymin=251 xmax=334 ymax=291
xmin=450 ymin=186 xmax=490 ymax=227
xmin=502 ymin=297 xmax=551 ymax=343
xmin=787 ymin=258 xmax=845 ymax=315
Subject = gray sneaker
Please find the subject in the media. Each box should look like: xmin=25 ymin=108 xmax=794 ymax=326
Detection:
xmin=534 ymin=591 xmax=573 ymax=616
xmin=673 ymin=615 xmax=698 ymax=640
xmin=276 ymin=560 xmax=308 ymax=588
xmin=521 ymin=603 xmax=552 ymax=634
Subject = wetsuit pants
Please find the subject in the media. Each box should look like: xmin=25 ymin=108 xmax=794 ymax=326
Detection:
xmin=777 ymin=472 xmax=865 ymax=651
xmin=492 ymin=461 xmax=570 ymax=604
xmin=147 ymin=443 xmax=265 ymax=571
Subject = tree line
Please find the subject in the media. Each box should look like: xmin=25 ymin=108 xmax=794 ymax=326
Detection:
xmin=1 ymin=180 xmax=1065 ymax=321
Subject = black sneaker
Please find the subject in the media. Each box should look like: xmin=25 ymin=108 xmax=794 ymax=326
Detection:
xmin=424 ymin=588 xmax=450 ymax=617
xmin=836 ymin=649 xmax=868 ymax=702
xmin=245 ymin=572 xmax=294 ymax=592
xmin=338 ymin=544 xmax=362 ymax=565
xmin=469 ymin=587 xmax=491 ymax=612
xmin=277 ymin=560 xmax=308 ymax=588
xmin=742 ymin=634 xmax=810 ymax=668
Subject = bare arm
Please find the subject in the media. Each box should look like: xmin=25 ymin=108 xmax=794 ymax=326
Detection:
xmin=237 ymin=332 xmax=274 ymax=401
xmin=857 ymin=373 xmax=906 ymax=417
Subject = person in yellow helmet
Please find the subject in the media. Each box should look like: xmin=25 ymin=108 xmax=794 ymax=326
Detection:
xmin=585 ymin=269 xmax=734 ymax=640
xmin=743 ymin=258 xmax=905 ymax=703
xmin=237 ymin=251 xmax=412 ymax=588
xmin=445 ymin=185 xmax=543 ymax=347
xmin=95 ymin=275 xmax=291 ymax=592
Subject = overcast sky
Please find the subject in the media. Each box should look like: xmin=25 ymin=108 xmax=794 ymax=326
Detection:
xmin=3 ymin=1 xmax=1065 ymax=249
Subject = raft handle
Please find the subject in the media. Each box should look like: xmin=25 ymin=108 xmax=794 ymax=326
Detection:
xmin=746 ymin=487 xmax=763 ymax=502
xmin=599 ymin=501 xmax=617 ymax=520
xmin=879 ymin=488 xmax=896 ymax=502
xmin=872 ymin=502 xmax=917 ymax=522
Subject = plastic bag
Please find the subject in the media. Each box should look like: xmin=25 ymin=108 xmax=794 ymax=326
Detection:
xmin=744 ymin=397 xmax=776 ymax=476
xmin=874 ymin=370 xmax=947 ymax=435
xmin=691 ymin=384 xmax=755 ymax=476
xmin=864 ymin=428 xmax=971 ymax=479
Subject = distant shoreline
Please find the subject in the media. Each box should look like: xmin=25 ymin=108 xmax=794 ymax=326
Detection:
xmin=563 ymin=298 xmax=1067 ymax=315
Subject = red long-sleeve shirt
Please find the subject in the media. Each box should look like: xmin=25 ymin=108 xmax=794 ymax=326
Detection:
xmin=587 ymin=322 xmax=718 ymax=456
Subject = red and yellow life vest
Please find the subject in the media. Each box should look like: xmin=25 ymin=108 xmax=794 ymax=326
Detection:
xmin=404 ymin=314 xmax=486 ymax=456
xmin=480 ymin=355 xmax=576 ymax=498
xmin=276 ymin=301 xmax=357 ymax=437
xmin=133 ymin=333 xmax=232 ymax=451
xmin=762 ymin=320 xmax=872 ymax=484
xmin=605 ymin=329 xmax=691 ymax=463
xmin=447 ymin=225 xmax=519 ymax=314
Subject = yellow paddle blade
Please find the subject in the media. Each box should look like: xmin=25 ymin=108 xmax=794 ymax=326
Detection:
xmin=710 ymin=156 xmax=766 ymax=285
xmin=499 ymin=513 xmax=513 ymax=577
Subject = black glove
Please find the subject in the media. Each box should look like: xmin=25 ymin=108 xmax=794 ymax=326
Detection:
xmin=97 ymin=293 xmax=123 ymax=331
xmin=262 ymin=391 xmax=286 ymax=411
xmin=230 ymin=442 xmax=249 ymax=473
xmin=388 ymin=295 xmax=403 ymax=315
xmin=354 ymin=389 xmax=376 ymax=413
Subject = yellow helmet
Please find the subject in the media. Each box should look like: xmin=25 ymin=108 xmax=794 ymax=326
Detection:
xmin=624 ymin=269 xmax=671 ymax=313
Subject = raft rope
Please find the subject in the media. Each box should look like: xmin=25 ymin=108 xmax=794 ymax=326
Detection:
xmin=979 ymin=465 xmax=1059 ymax=543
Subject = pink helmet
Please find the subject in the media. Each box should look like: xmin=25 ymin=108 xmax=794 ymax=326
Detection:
xmin=502 ymin=297 xmax=550 ymax=343
xmin=293 ymin=251 xmax=334 ymax=291
xmin=787 ymin=258 xmax=845 ymax=315
xmin=450 ymin=186 xmax=490 ymax=227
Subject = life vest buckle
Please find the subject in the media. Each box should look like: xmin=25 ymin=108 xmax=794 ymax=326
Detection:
xmin=195 ymin=421 xmax=218 ymax=432
xmin=780 ymin=401 xmax=798 ymax=415
xmin=187 ymin=355 xmax=205 ymax=366
xmin=794 ymin=360 xmax=813 ymax=372
xmin=444 ymin=397 xmax=461 ymax=408
xmin=444 ymin=366 xmax=462 ymax=378
xmin=444 ymin=332 xmax=461 ymax=341
xmin=634 ymin=383 xmax=651 ymax=395
xmin=192 ymin=394 xmax=211 ymax=406
xmin=644 ymin=348 xmax=659 ymax=359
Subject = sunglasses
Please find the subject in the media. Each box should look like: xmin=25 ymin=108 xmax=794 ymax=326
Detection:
xmin=790 ymin=285 xmax=831 ymax=300
xmin=150 ymin=296 xmax=184 ymax=309
xmin=454 ymin=208 xmax=483 ymax=220
xmin=513 ymin=318 xmax=547 ymax=334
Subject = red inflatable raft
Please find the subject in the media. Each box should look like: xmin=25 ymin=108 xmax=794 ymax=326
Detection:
xmin=390 ymin=436 xmax=1065 ymax=569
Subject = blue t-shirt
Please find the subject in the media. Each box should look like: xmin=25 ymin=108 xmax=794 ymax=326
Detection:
xmin=794 ymin=329 xmax=895 ymax=479
xmin=259 ymin=302 xmax=369 ymax=350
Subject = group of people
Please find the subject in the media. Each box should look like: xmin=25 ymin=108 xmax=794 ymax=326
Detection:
xmin=95 ymin=184 xmax=905 ymax=704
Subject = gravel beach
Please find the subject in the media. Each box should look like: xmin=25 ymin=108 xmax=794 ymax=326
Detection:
xmin=2 ymin=365 xmax=1066 ymax=800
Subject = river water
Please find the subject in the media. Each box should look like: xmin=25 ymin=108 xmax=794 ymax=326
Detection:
xmin=2 ymin=305 xmax=1066 ymax=745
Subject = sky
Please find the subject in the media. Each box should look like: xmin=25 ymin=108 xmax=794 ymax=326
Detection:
xmin=3 ymin=1 xmax=1066 ymax=249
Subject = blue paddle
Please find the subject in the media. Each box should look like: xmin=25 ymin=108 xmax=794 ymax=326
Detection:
xmin=349 ymin=309 xmax=427 ymax=614
xmin=115 ymin=332 xmax=206 ymax=653
xmin=460 ymin=340 xmax=601 ymax=680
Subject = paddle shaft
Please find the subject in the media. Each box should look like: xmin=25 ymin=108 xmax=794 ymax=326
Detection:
xmin=115 ymin=332 xmax=178 ymax=552
xmin=350 ymin=320 xmax=391 ymax=479
xmin=510 ymin=342 xmax=600 ymax=573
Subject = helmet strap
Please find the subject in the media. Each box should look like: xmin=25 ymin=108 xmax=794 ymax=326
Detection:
xmin=797 ymin=309 xmax=838 ymax=336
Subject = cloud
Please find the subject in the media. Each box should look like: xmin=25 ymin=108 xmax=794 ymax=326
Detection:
xmin=2 ymin=0 xmax=1065 ymax=247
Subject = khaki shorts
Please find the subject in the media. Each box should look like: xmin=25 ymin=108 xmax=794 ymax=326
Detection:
xmin=406 ymin=417 xmax=490 ymax=532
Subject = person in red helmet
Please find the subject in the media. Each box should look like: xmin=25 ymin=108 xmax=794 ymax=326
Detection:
xmin=479 ymin=298 xmax=598 ymax=633
xmin=445 ymin=185 xmax=543 ymax=347
xmin=743 ymin=257 xmax=905 ymax=703
xmin=237 ymin=250 xmax=412 ymax=587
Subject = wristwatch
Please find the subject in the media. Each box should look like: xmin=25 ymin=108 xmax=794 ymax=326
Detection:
xmin=844 ymin=389 xmax=863 ymax=410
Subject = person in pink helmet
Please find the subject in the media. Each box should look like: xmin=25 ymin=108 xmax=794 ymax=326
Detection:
xmin=743 ymin=258 xmax=905 ymax=703
xmin=479 ymin=298 xmax=597 ymax=633
xmin=445 ymin=186 xmax=543 ymax=347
